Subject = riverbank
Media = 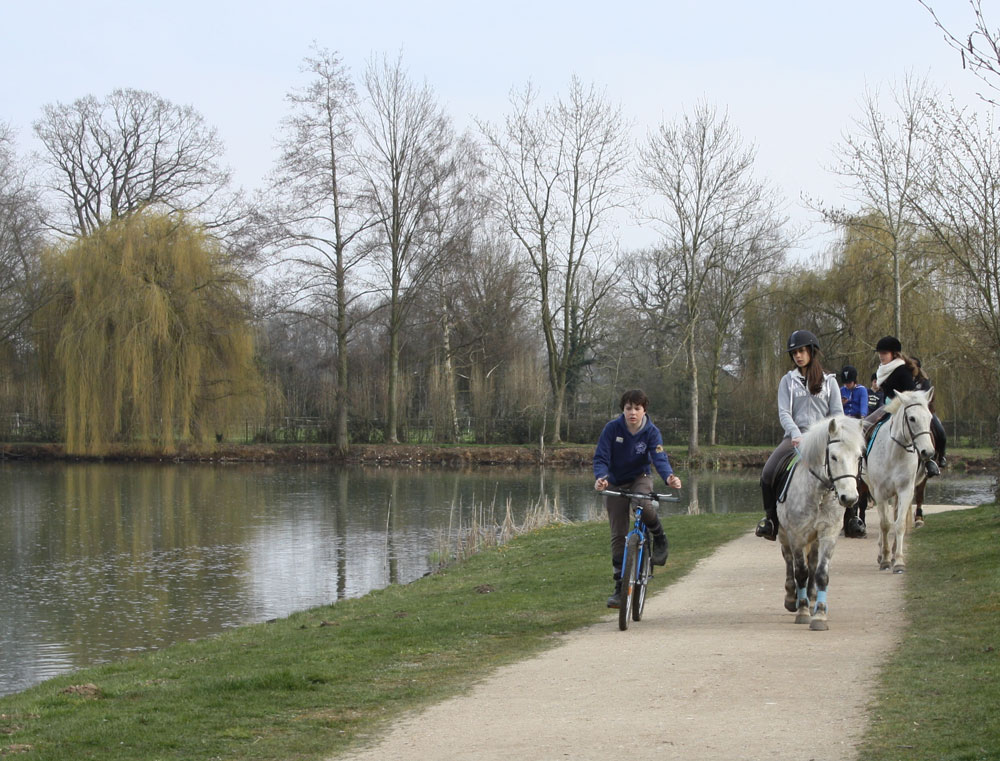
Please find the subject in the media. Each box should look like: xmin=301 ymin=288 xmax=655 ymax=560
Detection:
xmin=2 ymin=441 xmax=997 ymax=471
xmin=1 ymin=505 xmax=995 ymax=761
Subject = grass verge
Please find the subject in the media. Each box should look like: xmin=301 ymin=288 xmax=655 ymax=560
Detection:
xmin=0 ymin=513 xmax=750 ymax=760
xmin=859 ymin=504 xmax=1000 ymax=761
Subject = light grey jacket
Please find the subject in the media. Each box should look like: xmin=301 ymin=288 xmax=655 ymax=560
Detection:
xmin=777 ymin=369 xmax=844 ymax=440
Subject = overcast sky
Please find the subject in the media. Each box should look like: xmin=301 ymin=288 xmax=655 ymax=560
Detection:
xmin=2 ymin=0 xmax=991 ymax=260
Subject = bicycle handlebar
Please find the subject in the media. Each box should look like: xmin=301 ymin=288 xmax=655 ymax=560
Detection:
xmin=598 ymin=488 xmax=680 ymax=503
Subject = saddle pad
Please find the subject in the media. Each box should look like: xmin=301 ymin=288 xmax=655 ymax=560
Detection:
xmin=866 ymin=417 xmax=888 ymax=457
xmin=775 ymin=449 xmax=800 ymax=504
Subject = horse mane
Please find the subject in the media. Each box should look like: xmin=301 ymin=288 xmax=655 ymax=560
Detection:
xmin=798 ymin=415 xmax=865 ymax=466
xmin=884 ymin=389 xmax=929 ymax=416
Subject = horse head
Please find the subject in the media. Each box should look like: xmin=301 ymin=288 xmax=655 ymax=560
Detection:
xmin=886 ymin=389 xmax=936 ymax=464
xmin=801 ymin=416 xmax=865 ymax=507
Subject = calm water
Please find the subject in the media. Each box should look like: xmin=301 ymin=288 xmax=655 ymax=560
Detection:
xmin=0 ymin=461 xmax=994 ymax=696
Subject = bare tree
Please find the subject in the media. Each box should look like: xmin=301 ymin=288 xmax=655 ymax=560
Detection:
xmin=421 ymin=137 xmax=488 ymax=441
xmin=33 ymin=88 xmax=234 ymax=235
xmin=825 ymin=75 xmax=936 ymax=338
xmin=636 ymin=103 xmax=781 ymax=456
xmin=269 ymin=46 xmax=379 ymax=453
xmin=356 ymin=54 xmax=455 ymax=444
xmin=920 ymin=0 xmax=1000 ymax=103
xmin=0 ymin=123 xmax=46 ymax=346
xmin=909 ymin=101 xmax=1000 ymax=441
xmin=479 ymin=77 xmax=630 ymax=443
xmin=702 ymin=214 xmax=788 ymax=445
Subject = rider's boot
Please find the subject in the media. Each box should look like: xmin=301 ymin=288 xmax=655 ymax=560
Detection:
xmin=925 ymin=459 xmax=941 ymax=478
xmin=651 ymin=530 xmax=669 ymax=565
xmin=756 ymin=482 xmax=779 ymax=541
xmin=844 ymin=506 xmax=866 ymax=538
xmin=606 ymin=579 xmax=622 ymax=608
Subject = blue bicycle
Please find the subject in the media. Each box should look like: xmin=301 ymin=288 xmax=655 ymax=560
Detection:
xmin=602 ymin=488 xmax=680 ymax=630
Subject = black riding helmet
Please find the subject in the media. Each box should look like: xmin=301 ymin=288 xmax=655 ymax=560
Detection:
xmin=841 ymin=365 xmax=858 ymax=384
xmin=875 ymin=335 xmax=902 ymax=353
xmin=787 ymin=330 xmax=820 ymax=355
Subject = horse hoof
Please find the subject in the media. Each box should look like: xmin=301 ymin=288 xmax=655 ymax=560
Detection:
xmin=893 ymin=566 xmax=906 ymax=574
xmin=785 ymin=599 xmax=798 ymax=613
xmin=914 ymin=519 xmax=924 ymax=528
xmin=809 ymin=618 xmax=829 ymax=631
xmin=795 ymin=611 xmax=811 ymax=624
xmin=879 ymin=563 xmax=891 ymax=571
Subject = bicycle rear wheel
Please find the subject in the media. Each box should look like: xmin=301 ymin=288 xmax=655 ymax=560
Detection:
xmin=632 ymin=536 xmax=651 ymax=621
xmin=619 ymin=533 xmax=640 ymax=630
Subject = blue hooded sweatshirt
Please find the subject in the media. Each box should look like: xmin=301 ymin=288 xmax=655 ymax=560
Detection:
xmin=593 ymin=414 xmax=674 ymax=486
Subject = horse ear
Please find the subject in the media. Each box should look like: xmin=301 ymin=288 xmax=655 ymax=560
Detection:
xmin=828 ymin=417 xmax=839 ymax=435
xmin=926 ymin=386 xmax=934 ymax=404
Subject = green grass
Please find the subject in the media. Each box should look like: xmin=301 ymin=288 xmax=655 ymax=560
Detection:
xmin=0 ymin=514 xmax=750 ymax=760
xmin=859 ymin=504 xmax=1000 ymax=761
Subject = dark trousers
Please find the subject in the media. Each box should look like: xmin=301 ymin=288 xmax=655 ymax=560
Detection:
xmin=760 ymin=438 xmax=795 ymax=524
xmin=605 ymin=474 xmax=662 ymax=580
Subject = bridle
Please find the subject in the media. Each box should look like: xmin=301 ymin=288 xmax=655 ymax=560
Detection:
xmin=889 ymin=402 xmax=934 ymax=459
xmin=807 ymin=437 xmax=864 ymax=492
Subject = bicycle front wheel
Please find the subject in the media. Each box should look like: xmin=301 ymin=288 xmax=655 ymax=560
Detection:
xmin=632 ymin=537 xmax=651 ymax=621
xmin=619 ymin=533 xmax=640 ymax=630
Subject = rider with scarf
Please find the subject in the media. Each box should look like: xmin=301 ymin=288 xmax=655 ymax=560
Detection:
xmin=862 ymin=336 xmax=941 ymax=480
xmin=755 ymin=330 xmax=845 ymax=541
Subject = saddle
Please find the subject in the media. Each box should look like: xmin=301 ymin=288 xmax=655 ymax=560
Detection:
xmin=773 ymin=448 xmax=800 ymax=505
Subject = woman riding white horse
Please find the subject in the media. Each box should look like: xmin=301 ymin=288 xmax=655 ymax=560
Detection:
xmin=756 ymin=330 xmax=849 ymax=540
xmin=861 ymin=388 xmax=936 ymax=572
xmin=778 ymin=414 xmax=866 ymax=630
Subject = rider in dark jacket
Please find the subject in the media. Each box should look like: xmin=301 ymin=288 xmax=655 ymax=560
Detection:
xmin=863 ymin=335 xmax=939 ymax=480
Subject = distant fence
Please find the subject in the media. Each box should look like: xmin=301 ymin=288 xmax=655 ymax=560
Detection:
xmin=3 ymin=413 xmax=997 ymax=450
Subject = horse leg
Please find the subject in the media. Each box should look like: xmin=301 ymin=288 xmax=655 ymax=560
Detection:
xmin=877 ymin=500 xmax=892 ymax=571
xmin=781 ymin=540 xmax=797 ymax=612
xmin=792 ymin=547 xmax=811 ymax=624
xmin=892 ymin=485 xmax=915 ymax=573
xmin=810 ymin=533 xmax=837 ymax=631
xmin=806 ymin=542 xmax=819 ymax=607
xmin=913 ymin=479 xmax=926 ymax=528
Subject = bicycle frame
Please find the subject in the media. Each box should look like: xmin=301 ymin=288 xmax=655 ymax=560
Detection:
xmin=601 ymin=488 xmax=679 ymax=629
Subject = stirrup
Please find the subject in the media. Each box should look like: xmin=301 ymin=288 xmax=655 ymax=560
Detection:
xmin=755 ymin=517 xmax=777 ymax=541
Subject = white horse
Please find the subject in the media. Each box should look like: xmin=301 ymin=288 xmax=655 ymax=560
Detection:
xmin=861 ymin=388 xmax=936 ymax=573
xmin=778 ymin=415 xmax=866 ymax=631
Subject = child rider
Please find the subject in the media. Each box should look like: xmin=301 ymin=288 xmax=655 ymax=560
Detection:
xmin=593 ymin=389 xmax=682 ymax=608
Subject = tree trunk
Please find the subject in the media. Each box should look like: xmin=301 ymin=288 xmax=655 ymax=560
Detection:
xmin=550 ymin=382 xmax=566 ymax=445
xmin=687 ymin=335 xmax=700 ymax=457
xmin=708 ymin=339 xmax=723 ymax=447
xmin=440 ymin=308 xmax=460 ymax=442
xmin=386 ymin=317 xmax=400 ymax=444
xmin=334 ymin=254 xmax=350 ymax=454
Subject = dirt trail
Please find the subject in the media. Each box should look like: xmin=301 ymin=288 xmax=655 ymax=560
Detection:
xmin=334 ymin=505 xmax=971 ymax=761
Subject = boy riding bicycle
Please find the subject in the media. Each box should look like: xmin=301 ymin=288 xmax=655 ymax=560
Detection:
xmin=594 ymin=389 xmax=682 ymax=608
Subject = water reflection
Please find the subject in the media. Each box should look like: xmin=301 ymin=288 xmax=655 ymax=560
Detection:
xmin=0 ymin=462 xmax=993 ymax=696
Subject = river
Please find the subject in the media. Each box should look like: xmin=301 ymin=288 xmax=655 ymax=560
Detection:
xmin=0 ymin=461 xmax=993 ymax=696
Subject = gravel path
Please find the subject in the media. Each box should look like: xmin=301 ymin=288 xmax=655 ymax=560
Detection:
xmin=334 ymin=505 xmax=971 ymax=761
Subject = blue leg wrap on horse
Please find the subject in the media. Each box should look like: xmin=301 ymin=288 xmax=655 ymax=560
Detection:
xmin=797 ymin=587 xmax=808 ymax=603
xmin=813 ymin=589 xmax=827 ymax=613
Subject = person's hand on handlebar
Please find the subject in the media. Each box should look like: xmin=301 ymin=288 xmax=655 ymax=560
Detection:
xmin=595 ymin=477 xmax=609 ymax=491
xmin=666 ymin=474 xmax=682 ymax=489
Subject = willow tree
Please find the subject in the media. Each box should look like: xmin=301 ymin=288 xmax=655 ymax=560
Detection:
xmin=37 ymin=211 xmax=263 ymax=454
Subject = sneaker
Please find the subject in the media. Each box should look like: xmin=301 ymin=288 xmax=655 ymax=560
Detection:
xmin=606 ymin=582 xmax=622 ymax=608
xmin=755 ymin=517 xmax=778 ymax=541
xmin=652 ymin=533 xmax=669 ymax=565
xmin=845 ymin=516 xmax=867 ymax=538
